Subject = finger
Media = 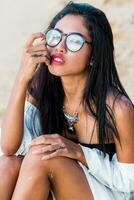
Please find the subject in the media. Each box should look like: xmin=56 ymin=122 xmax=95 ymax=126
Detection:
xmin=34 ymin=39 xmax=46 ymax=46
xmin=25 ymin=32 xmax=45 ymax=48
xmin=41 ymin=148 xmax=65 ymax=160
xmin=29 ymin=54 xmax=51 ymax=66
xmin=32 ymin=144 xmax=63 ymax=154
xmin=27 ymin=44 xmax=47 ymax=53
xmin=34 ymin=57 xmax=50 ymax=66
xmin=30 ymin=51 xmax=49 ymax=58
xmin=31 ymin=53 xmax=44 ymax=58
xmin=30 ymin=134 xmax=60 ymax=146
xmin=30 ymin=51 xmax=51 ymax=60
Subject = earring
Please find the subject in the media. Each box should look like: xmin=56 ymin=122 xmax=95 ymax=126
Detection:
xmin=89 ymin=58 xmax=94 ymax=67
xmin=89 ymin=61 xmax=94 ymax=67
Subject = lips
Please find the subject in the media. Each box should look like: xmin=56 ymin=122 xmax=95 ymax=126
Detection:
xmin=51 ymin=54 xmax=65 ymax=65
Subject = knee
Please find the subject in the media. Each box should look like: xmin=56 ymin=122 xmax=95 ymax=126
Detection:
xmin=20 ymin=147 xmax=49 ymax=174
xmin=0 ymin=155 xmax=22 ymax=180
xmin=46 ymin=156 xmax=78 ymax=172
xmin=21 ymin=147 xmax=75 ymax=175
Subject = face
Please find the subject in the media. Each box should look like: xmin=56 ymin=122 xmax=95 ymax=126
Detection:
xmin=47 ymin=14 xmax=92 ymax=77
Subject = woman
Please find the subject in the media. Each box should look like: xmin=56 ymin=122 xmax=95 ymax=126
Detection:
xmin=0 ymin=2 xmax=134 ymax=200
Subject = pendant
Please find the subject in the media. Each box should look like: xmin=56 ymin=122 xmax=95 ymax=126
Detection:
xmin=63 ymin=107 xmax=78 ymax=131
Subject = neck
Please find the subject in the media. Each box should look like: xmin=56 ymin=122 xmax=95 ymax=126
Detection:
xmin=61 ymin=73 xmax=88 ymax=105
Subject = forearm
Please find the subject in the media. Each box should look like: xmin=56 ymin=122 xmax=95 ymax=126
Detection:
xmin=1 ymin=76 xmax=29 ymax=155
xmin=1 ymin=33 xmax=47 ymax=155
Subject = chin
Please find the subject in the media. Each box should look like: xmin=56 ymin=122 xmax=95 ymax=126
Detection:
xmin=48 ymin=65 xmax=65 ymax=76
xmin=48 ymin=65 xmax=80 ymax=77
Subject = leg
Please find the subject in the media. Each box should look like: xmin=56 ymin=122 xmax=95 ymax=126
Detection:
xmin=11 ymin=147 xmax=94 ymax=200
xmin=0 ymin=155 xmax=23 ymax=200
xmin=11 ymin=148 xmax=51 ymax=200
xmin=48 ymin=157 xmax=94 ymax=200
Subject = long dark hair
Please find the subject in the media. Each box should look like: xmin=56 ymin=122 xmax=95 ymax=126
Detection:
xmin=28 ymin=2 xmax=133 ymax=154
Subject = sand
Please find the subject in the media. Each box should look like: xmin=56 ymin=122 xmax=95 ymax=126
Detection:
xmin=0 ymin=0 xmax=134 ymax=125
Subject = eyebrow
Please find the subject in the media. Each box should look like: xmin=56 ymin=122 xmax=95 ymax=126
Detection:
xmin=54 ymin=28 xmax=88 ymax=38
xmin=54 ymin=28 xmax=63 ymax=33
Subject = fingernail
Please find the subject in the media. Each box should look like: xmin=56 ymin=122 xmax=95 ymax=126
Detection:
xmin=41 ymin=33 xmax=45 ymax=37
xmin=41 ymin=156 xmax=48 ymax=160
xmin=32 ymin=150 xmax=39 ymax=154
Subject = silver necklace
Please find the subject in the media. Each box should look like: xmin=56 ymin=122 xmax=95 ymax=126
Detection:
xmin=63 ymin=106 xmax=78 ymax=131
xmin=63 ymin=103 xmax=95 ymax=142
xmin=63 ymin=100 xmax=82 ymax=132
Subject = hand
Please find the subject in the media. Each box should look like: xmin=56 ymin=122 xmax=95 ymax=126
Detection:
xmin=30 ymin=134 xmax=83 ymax=162
xmin=17 ymin=32 xmax=51 ymax=83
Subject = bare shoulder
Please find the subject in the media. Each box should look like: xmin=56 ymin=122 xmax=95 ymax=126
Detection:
xmin=111 ymin=94 xmax=134 ymax=141
xmin=106 ymin=90 xmax=133 ymax=116
xmin=106 ymin=91 xmax=134 ymax=162
xmin=107 ymin=91 xmax=134 ymax=123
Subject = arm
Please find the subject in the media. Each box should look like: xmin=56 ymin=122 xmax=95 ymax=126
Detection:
xmin=113 ymin=95 xmax=134 ymax=163
xmin=1 ymin=77 xmax=28 ymax=155
xmin=78 ymin=96 xmax=134 ymax=192
xmin=1 ymin=33 xmax=49 ymax=155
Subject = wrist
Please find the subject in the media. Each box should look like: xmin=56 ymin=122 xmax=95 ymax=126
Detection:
xmin=15 ymin=74 xmax=30 ymax=87
xmin=77 ymin=144 xmax=88 ymax=167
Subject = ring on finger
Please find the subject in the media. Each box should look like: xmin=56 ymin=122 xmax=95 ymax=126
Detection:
xmin=59 ymin=145 xmax=66 ymax=150
xmin=31 ymin=53 xmax=44 ymax=58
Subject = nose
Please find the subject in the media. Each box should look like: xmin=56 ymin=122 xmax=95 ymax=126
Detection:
xmin=55 ymin=37 xmax=67 ymax=54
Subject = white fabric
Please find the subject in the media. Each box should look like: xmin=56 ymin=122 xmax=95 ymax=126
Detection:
xmin=0 ymin=101 xmax=134 ymax=199
xmin=78 ymin=145 xmax=134 ymax=199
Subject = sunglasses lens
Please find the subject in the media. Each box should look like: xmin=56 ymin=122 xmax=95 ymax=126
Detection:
xmin=46 ymin=29 xmax=61 ymax=47
xmin=46 ymin=29 xmax=85 ymax=52
xmin=66 ymin=34 xmax=84 ymax=52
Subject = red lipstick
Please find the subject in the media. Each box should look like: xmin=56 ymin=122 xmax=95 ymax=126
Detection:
xmin=51 ymin=54 xmax=65 ymax=65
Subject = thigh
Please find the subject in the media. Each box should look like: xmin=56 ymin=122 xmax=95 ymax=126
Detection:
xmin=11 ymin=149 xmax=51 ymax=200
xmin=0 ymin=155 xmax=23 ymax=176
xmin=48 ymin=157 xmax=94 ymax=200
xmin=11 ymin=148 xmax=93 ymax=200
xmin=0 ymin=155 xmax=23 ymax=200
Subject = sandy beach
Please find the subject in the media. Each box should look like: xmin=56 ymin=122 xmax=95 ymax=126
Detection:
xmin=0 ymin=0 xmax=134 ymax=125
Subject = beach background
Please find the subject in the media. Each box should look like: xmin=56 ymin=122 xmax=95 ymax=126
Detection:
xmin=0 ymin=0 xmax=134 ymax=126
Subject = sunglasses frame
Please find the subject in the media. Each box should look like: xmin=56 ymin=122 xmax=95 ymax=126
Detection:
xmin=45 ymin=28 xmax=92 ymax=52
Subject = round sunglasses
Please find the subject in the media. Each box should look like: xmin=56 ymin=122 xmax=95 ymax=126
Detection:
xmin=45 ymin=28 xmax=92 ymax=52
